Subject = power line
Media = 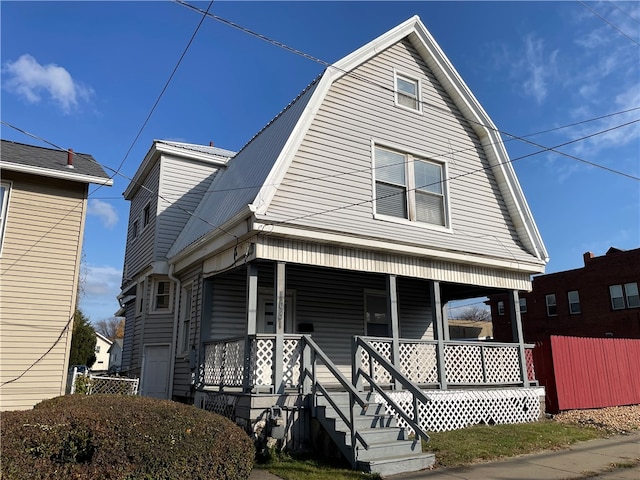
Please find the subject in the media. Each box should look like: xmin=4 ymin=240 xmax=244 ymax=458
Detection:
xmin=579 ymin=0 xmax=640 ymax=46
xmin=606 ymin=0 xmax=640 ymax=25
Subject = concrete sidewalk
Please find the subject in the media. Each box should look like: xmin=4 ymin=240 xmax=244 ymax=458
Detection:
xmin=387 ymin=432 xmax=640 ymax=480
xmin=249 ymin=432 xmax=640 ymax=480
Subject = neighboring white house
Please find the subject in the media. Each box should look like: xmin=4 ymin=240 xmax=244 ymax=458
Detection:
xmin=118 ymin=16 xmax=548 ymax=475
xmin=93 ymin=332 xmax=113 ymax=372
xmin=108 ymin=338 xmax=123 ymax=373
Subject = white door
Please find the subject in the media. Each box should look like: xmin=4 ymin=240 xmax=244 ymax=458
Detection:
xmin=257 ymin=293 xmax=294 ymax=333
xmin=141 ymin=344 xmax=170 ymax=399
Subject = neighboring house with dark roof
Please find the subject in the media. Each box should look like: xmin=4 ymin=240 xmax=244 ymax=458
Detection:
xmin=119 ymin=17 xmax=548 ymax=475
xmin=490 ymin=247 xmax=640 ymax=343
xmin=0 ymin=139 xmax=112 ymax=411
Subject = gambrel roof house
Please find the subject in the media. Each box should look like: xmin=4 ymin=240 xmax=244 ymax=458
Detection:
xmin=119 ymin=17 xmax=547 ymax=475
xmin=0 ymin=140 xmax=112 ymax=411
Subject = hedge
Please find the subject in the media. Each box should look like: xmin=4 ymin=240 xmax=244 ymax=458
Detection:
xmin=1 ymin=394 xmax=254 ymax=479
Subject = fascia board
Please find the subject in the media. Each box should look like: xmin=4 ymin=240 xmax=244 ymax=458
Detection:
xmin=123 ymin=143 xmax=159 ymax=199
xmin=155 ymin=142 xmax=231 ymax=166
xmin=0 ymin=162 xmax=113 ymax=186
xmin=168 ymin=205 xmax=253 ymax=272
xmin=253 ymin=222 xmax=546 ymax=274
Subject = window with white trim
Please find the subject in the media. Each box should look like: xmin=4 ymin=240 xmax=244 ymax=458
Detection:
xmin=143 ymin=203 xmax=151 ymax=227
xmin=131 ymin=219 xmax=139 ymax=240
xmin=179 ymin=286 xmax=192 ymax=355
xmin=395 ymin=72 xmax=421 ymax=112
xmin=153 ymin=279 xmax=172 ymax=312
xmin=610 ymin=282 xmax=639 ymax=309
xmin=545 ymin=294 xmax=557 ymax=316
xmin=0 ymin=181 xmax=11 ymax=253
xmin=567 ymin=290 xmax=581 ymax=314
xmin=374 ymin=146 xmax=447 ymax=227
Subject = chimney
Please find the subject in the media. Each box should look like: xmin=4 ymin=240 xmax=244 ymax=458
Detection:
xmin=583 ymin=251 xmax=594 ymax=266
xmin=66 ymin=148 xmax=75 ymax=169
xmin=209 ymin=141 xmax=214 ymax=147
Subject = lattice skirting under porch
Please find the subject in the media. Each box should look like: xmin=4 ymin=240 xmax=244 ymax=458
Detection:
xmin=375 ymin=387 xmax=545 ymax=433
xmin=198 ymin=391 xmax=239 ymax=421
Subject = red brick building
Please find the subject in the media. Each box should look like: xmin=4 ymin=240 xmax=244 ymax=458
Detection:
xmin=490 ymin=247 xmax=640 ymax=342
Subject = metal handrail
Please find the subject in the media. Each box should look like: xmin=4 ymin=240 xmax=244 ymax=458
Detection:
xmin=301 ymin=335 xmax=369 ymax=468
xmin=354 ymin=336 xmax=431 ymax=443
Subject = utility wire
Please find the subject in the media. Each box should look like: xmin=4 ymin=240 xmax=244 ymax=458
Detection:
xmin=175 ymin=0 xmax=640 ymax=182
xmin=606 ymin=0 xmax=640 ymax=25
xmin=579 ymin=0 xmax=640 ymax=46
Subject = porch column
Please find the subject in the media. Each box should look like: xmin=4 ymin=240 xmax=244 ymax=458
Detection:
xmin=244 ymin=264 xmax=258 ymax=392
xmin=386 ymin=275 xmax=401 ymax=390
xmin=442 ymin=301 xmax=451 ymax=341
xmin=431 ymin=281 xmax=447 ymax=390
xmin=274 ymin=262 xmax=286 ymax=394
xmin=508 ymin=290 xmax=529 ymax=386
xmin=199 ymin=278 xmax=214 ymax=388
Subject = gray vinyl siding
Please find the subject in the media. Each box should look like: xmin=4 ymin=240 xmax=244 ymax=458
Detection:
xmin=266 ymin=39 xmax=534 ymax=265
xmin=143 ymin=276 xmax=175 ymax=345
xmin=156 ymin=156 xmax=220 ymax=262
xmin=121 ymin=301 xmax=136 ymax=373
xmin=123 ymin=162 xmax=159 ymax=279
xmin=208 ymin=269 xmax=247 ymax=341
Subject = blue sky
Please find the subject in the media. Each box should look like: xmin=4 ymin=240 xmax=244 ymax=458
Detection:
xmin=2 ymin=1 xmax=639 ymax=323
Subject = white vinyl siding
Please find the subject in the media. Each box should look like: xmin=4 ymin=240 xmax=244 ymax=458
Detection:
xmin=265 ymin=39 xmax=535 ymax=265
xmin=0 ymin=174 xmax=87 ymax=410
xmin=0 ymin=181 xmax=11 ymax=254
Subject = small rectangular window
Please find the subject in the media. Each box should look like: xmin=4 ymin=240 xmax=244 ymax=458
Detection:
xmin=143 ymin=203 xmax=151 ymax=227
xmin=179 ymin=287 xmax=193 ymax=355
xmin=568 ymin=291 xmax=581 ymax=314
xmin=154 ymin=280 xmax=171 ymax=310
xmin=545 ymin=294 xmax=557 ymax=316
xmin=365 ymin=291 xmax=389 ymax=337
xmin=624 ymin=282 xmax=639 ymax=308
xmin=519 ymin=298 xmax=527 ymax=313
xmin=136 ymin=281 xmax=144 ymax=316
xmin=610 ymin=285 xmax=625 ymax=310
xmin=132 ymin=219 xmax=139 ymax=240
xmin=497 ymin=301 xmax=505 ymax=316
xmin=395 ymin=72 xmax=421 ymax=112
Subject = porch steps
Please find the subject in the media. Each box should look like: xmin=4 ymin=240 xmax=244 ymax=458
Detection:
xmin=315 ymin=392 xmax=435 ymax=477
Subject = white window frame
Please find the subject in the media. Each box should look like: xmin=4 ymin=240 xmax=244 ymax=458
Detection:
xmin=545 ymin=294 xmax=557 ymax=317
xmin=131 ymin=219 xmax=139 ymax=240
xmin=394 ymin=69 xmax=422 ymax=113
xmin=372 ymin=142 xmax=451 ymax=230
xmin=519 ymin=298 xmax=527 ymax=313
xmin=136 ymin=280 xmax=145 ymax=316
xmin=151 ymin=278 xmax=173 ymax=313
xmin=178 ymin=285 xmax=193 ymax=356
xmin=624 ymin=282 xmax=639 ymax=309
xmin=0 ymin=180 xmax=12 ymax=255
xmin=567 ymin=290 xmax=581 ymax=315
xmin=143 ymin=202 xmax=151 ymax=228
xmin=609 ymin=285 xmax=625 ymax=310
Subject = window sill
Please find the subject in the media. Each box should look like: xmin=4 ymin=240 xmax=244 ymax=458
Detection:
xmin=373 ymin=213 xmax=453 ymax=234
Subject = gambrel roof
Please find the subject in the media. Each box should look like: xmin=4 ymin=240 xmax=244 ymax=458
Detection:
xmin=168 ymin=16 xmax=548 ymax=268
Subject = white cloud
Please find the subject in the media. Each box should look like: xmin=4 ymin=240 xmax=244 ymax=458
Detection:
xmin=2 ymin=54 xmax=93 ymax=113
xmin=522 ymin=34 xmax=559 ymax=104
xmin=84 ymin=265 xmax=122 ymax=296
xmin=87 ymin=199 xmax=118 ymax=229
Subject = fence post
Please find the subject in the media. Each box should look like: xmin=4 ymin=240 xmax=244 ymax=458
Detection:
xmin=431 ymin=281 xmax=447 ymax=390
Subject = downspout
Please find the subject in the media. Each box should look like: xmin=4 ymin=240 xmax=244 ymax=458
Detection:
xmin=168 ymin=263 xmax=180 ymax=400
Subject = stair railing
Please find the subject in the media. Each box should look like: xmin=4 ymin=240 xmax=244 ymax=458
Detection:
xmin=353 ymin=336 xmax=431 ymax=444
xmin=301 ymin=335 xmax=370 ymax=468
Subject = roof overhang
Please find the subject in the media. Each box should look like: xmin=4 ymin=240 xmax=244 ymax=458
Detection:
xmin=0 ymin=161 xmax=113 ymax=186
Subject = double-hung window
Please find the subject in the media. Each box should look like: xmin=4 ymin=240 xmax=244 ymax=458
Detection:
xmin=395 ymin=71 xmax=421 ymax=112
xmin=567 ymin=290 xmax=581 ymax=314
xmin=545 ymin=294 xmax=557 ymax=316
xmin=374 ymin=146 xmax=447 ymax=227
xmin=610 ymin=282 xmax=639 ymax=309
xmin=0 ymin=181 xmax=11 ymax=254
xmin=179 ymin=287 xmax=192 ymax=355
xmin=153 ymin=280 xmax=172 ymax=311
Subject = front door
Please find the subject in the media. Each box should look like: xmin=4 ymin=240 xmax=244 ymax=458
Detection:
xmin=140 ymin=344 xmax=170 ymax=399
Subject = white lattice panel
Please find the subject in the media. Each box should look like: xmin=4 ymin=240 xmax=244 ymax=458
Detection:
xmin=282 ymin=339 xmax=302 ymax=387
xmin=484 ymin=346 xmax=520 ymax=383
xmin=399 ymin=342 xmax=438 ymax=384
xmin=251 ymin=338 xmax=274 ymax=386
xmin=362 ymin=340 xmax=393 ymax=384
xmin=525 ymin=348 xmax=536 ymax=381
xmin=222 ymin=340 xmax=245 ymax=387
xmin=203 ymin=343 xmax=225 ymax=385
xmin=445 ymin=344 xmax=483 ymax=383
xmin=375 ymin=388 xmax=544 ymax=433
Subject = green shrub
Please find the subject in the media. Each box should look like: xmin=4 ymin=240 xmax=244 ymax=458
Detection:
xmin=1 ymin=394 xmax=254 ymax=479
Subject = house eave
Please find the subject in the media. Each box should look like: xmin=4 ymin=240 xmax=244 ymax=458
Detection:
xmin=0 ymin=161 xmax=113 ymax=186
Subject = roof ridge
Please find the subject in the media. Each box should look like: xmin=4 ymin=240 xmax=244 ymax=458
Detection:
xmin=1 ymin=138 xmax=93 ymax=158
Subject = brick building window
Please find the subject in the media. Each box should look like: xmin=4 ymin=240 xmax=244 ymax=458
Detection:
xmin=545 ymin=294 xmax=557 ymax=316
xmin=568 ymin=291 xmax=581 ymax=314
xmin=611 ymin=282 xmax=639 ymax=309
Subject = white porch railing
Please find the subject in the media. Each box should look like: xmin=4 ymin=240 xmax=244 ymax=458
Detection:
xmin=200 ymin=335 xmax=536 ymax=392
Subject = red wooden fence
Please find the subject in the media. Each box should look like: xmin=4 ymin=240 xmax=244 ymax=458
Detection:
xmin=533 ymin=336 xmax=640 ymax=413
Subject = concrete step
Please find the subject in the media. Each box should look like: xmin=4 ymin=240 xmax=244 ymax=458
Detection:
xmin=342 ymin=426 xmax=407 ymax=446
xmin=355 ymin=438 xmax=421 ymax=461
xmin=357 ymin=452 xmax=436 ymax=477
xmin=316 ymin=405 xmax=397 ymax=429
